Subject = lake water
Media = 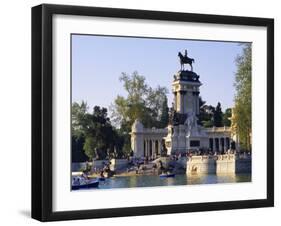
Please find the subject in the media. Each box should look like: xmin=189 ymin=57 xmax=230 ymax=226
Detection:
xmin=87 ymin=173 xmax=251 ymax=190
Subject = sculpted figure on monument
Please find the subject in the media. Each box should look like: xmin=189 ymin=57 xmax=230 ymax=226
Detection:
xmin=185 ymin=112 xmax=198 ymax=135
xmin=178 ymin=49 xmax=195 ymax=71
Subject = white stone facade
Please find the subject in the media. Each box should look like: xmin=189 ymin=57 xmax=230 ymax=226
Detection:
xmin=131 ymin=120 xmax=235 ymax=158
xmin=131 ymin=119 xmax=167 ymax=158
xmin=130 ymin=69 xmax=238 ymax=158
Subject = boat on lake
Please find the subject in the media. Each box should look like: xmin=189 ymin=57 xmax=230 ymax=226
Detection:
xmin=159 ymin=173 xmax=175 ymax=178
xmin=98 ymin=177 xmax=106 ymax=181
xmin=72 ymin=177 xmax=99 ymax=190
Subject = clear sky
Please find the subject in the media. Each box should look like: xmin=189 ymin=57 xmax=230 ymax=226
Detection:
xmin=72 ymin=34 xmax=245 ymax=112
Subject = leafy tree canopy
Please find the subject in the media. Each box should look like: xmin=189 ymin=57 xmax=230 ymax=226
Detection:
xmin=232 ymin=44 xmax=252 ymax=151
xmin=111 ymin=71 xmax=169 ymax=129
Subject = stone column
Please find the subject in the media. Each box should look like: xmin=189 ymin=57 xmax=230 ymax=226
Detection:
xmin=143 ymin=139 xmax=146 ymax=156
xmin=191 ymin=92 xmax=195 ymax=114
xmin=220 ymin=138 xmax=224 ymax=153
xmin=173 ymin=92 xmax=177 ymax=111
xmin=210 ymin=138 xmax=213 ymax=151
xmin=152 ymin=140 xmax=155 ymax=159
xmin=143 ymin=139 xmax=146 ymax=157
xmin=226 ymin=137 xmax=230 ymax=150
xmin=193 ymin=91 xmax=200 ymax=115
xmin=145 ymin=140 xmax=148 ymax=157
xmin=180 ymin=92 xmax=184 ymax=113
xmin=196 ymin=95 xmax=199 ymax=115
xmin=218 ymin=138 xmax=221 ymax=152
xmin=158 ymin=140 xmax=161 ymax=156
xmin=179 ymin=91 xmax=186 ymax=114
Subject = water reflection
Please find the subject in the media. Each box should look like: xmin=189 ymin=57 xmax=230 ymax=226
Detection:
xmin=94 ymin=173 xmax=251 ymax=190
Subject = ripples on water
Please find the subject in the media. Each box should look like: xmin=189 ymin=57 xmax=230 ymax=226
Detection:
xmin=81 ymin=174 xmax=251 ymax=190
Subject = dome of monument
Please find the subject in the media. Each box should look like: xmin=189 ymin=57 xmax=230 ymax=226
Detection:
xmin=132 ymin=119 xmax=144 ymax=132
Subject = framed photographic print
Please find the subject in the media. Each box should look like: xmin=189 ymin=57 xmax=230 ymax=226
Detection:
xmin=32 ymin=4 xmax=274 ymax=221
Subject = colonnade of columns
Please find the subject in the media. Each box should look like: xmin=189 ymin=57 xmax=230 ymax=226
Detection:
xmin=143 ymin=139 xmax=162 ymax=159
xmin=209 ymin=137 xmax=231 ymax=152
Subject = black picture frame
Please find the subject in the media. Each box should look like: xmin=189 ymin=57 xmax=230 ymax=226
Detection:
xmin=32 ymin=4 xmax=274 ymax=222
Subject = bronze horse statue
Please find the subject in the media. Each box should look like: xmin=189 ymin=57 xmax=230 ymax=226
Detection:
xmin=178 ymin=50 xmax=195 ymax=71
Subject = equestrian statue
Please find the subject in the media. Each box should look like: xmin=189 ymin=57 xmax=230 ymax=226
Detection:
xmin=178 ymin=50 xmax=195 ymax=71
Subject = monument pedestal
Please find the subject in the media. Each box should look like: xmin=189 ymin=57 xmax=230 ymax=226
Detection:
xmin=164 ymin=68 xmax=209 ymax=154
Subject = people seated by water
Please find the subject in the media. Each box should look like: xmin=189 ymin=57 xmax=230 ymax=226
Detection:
xmin=81 ymin=170 xmax=89 ymax=180
xmin=72 ymin=177 xmax=80 ymax=186
xmin=100 ymin=170 xmax=105 ymax=178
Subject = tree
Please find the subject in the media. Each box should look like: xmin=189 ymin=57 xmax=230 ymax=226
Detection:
xmin=232 ymin=44 xmax=252 ymax=151
xmin=71 ymin=101 xmax=89 ymax=162
xmin=71 ymin=102 xmax=124 ymax=160
xmin=110 ymin=71 xmax=168 ymax=153
xmin=159 ymin=96 xmax=169 ymax=128
xmin=72 ymin=101 xmax=89 ymax=137
xmin=213 ymin=102 xmax=223 ymax=127
xmin=223 ymin=108 xmax=232 ymax=126
xmin=111 ymin=71 xmax=168 ymax=128
xmin=72 ymin=135 xmax=88 ymax=162
xmin=198 ymin=97 xmax=215 ymax=127
xmin=83 ymin=136 xmax=97 ymax=160
xmin=82 ymin=106 xmax=121 ymax=160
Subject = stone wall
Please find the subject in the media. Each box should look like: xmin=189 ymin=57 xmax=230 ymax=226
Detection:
xmin=109 ymin=159 xmax=128 ymax=171
xmin=216 ymin=154 xmax=235 ymax=174
xmin=185 ymin=154 xmax=249 ymax=174
xmin=91 ymin=159 xmax=129 ymax=172
xmin=186 ymin=156 xmax=216 ymax=174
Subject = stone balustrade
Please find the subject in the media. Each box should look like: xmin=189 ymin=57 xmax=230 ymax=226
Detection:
xmin=186 ymin=154 xmax=239 ymax=174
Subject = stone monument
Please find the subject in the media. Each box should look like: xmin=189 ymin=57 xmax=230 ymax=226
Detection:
xmin=164 ymin=50 xmax=209 ymax=154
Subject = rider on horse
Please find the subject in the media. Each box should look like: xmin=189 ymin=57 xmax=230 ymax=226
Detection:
xmin=178 ymin=50 xmax=195 ymax=71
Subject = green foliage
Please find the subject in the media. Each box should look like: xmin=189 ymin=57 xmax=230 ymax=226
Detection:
xmin=72 ymin=135 xmax=88 ymax=162
xmin=111 ymin=71 xmax=168 ymax=128
xmin=72 ymin=102 xmax=124 ymax=160
xmin=72 ymin=101 xmax=89 ymax=162
xmin=199 ymin=98 xmax=231 ymax=128
xmin=198 ymin=97 xmax=214 ymax=127
xmin=213 ymin=102 xmax=223 ymax=127
xmin=233 ymin=44 xmax=252 ymax=151
xmin=110 ymin=71 xmax=169 ymax=154
xmin=223 ymin=108 xmax=232 ymax=126
xmin=83 ymin=136 xmax=96 ymax=160
xmin=72 ymin=101 xmax=88 ymax=138
xmin=84 ymin=106 xmax=121 ymax=160
xmin=159 ymin=96 xmax=169 ymax=128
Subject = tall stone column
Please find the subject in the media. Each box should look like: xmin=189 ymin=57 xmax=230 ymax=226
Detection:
xmin=193 ymin=91 xmax=200 ymax=115
xmin=152 ymin=140 xmax=155 ymax=159
xmin=180 ymin=92 xmax=184 ymax=113
xmin=173 ymin=92 xmax=177 ymax=111
xmin=218 ymin=138 xmax=221 ymax=152
xmin=158 ymin=140 xmax=161 ymax=156
xmin=197 ymin=95 xmax=199 ymax=115
xmin=143 ymin=139 xmax=146 ymax=157
xmin=210 ymin=138 xmax=214 ymax=151
xmin=179 ymin=90 xmax=186 ymax=114
xmin=145 ymin=140 xmax=148 ymax=157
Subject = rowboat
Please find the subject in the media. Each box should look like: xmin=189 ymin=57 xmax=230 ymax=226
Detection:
xmin=98 ymin=177 xmax=106 ymax=181
xmin=159 ymin=173 xmax=175 ymax=178
xmin=72 ymin=178 xmax=99 ymax=190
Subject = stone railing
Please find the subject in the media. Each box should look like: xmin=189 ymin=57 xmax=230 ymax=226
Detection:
xmin=142 ymin=127 xmax=168 ymax=134
xmin=203 ymin=126 xmax=231 ymax=133
xmin=186 ymin=154 xmax=237 ymax=174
